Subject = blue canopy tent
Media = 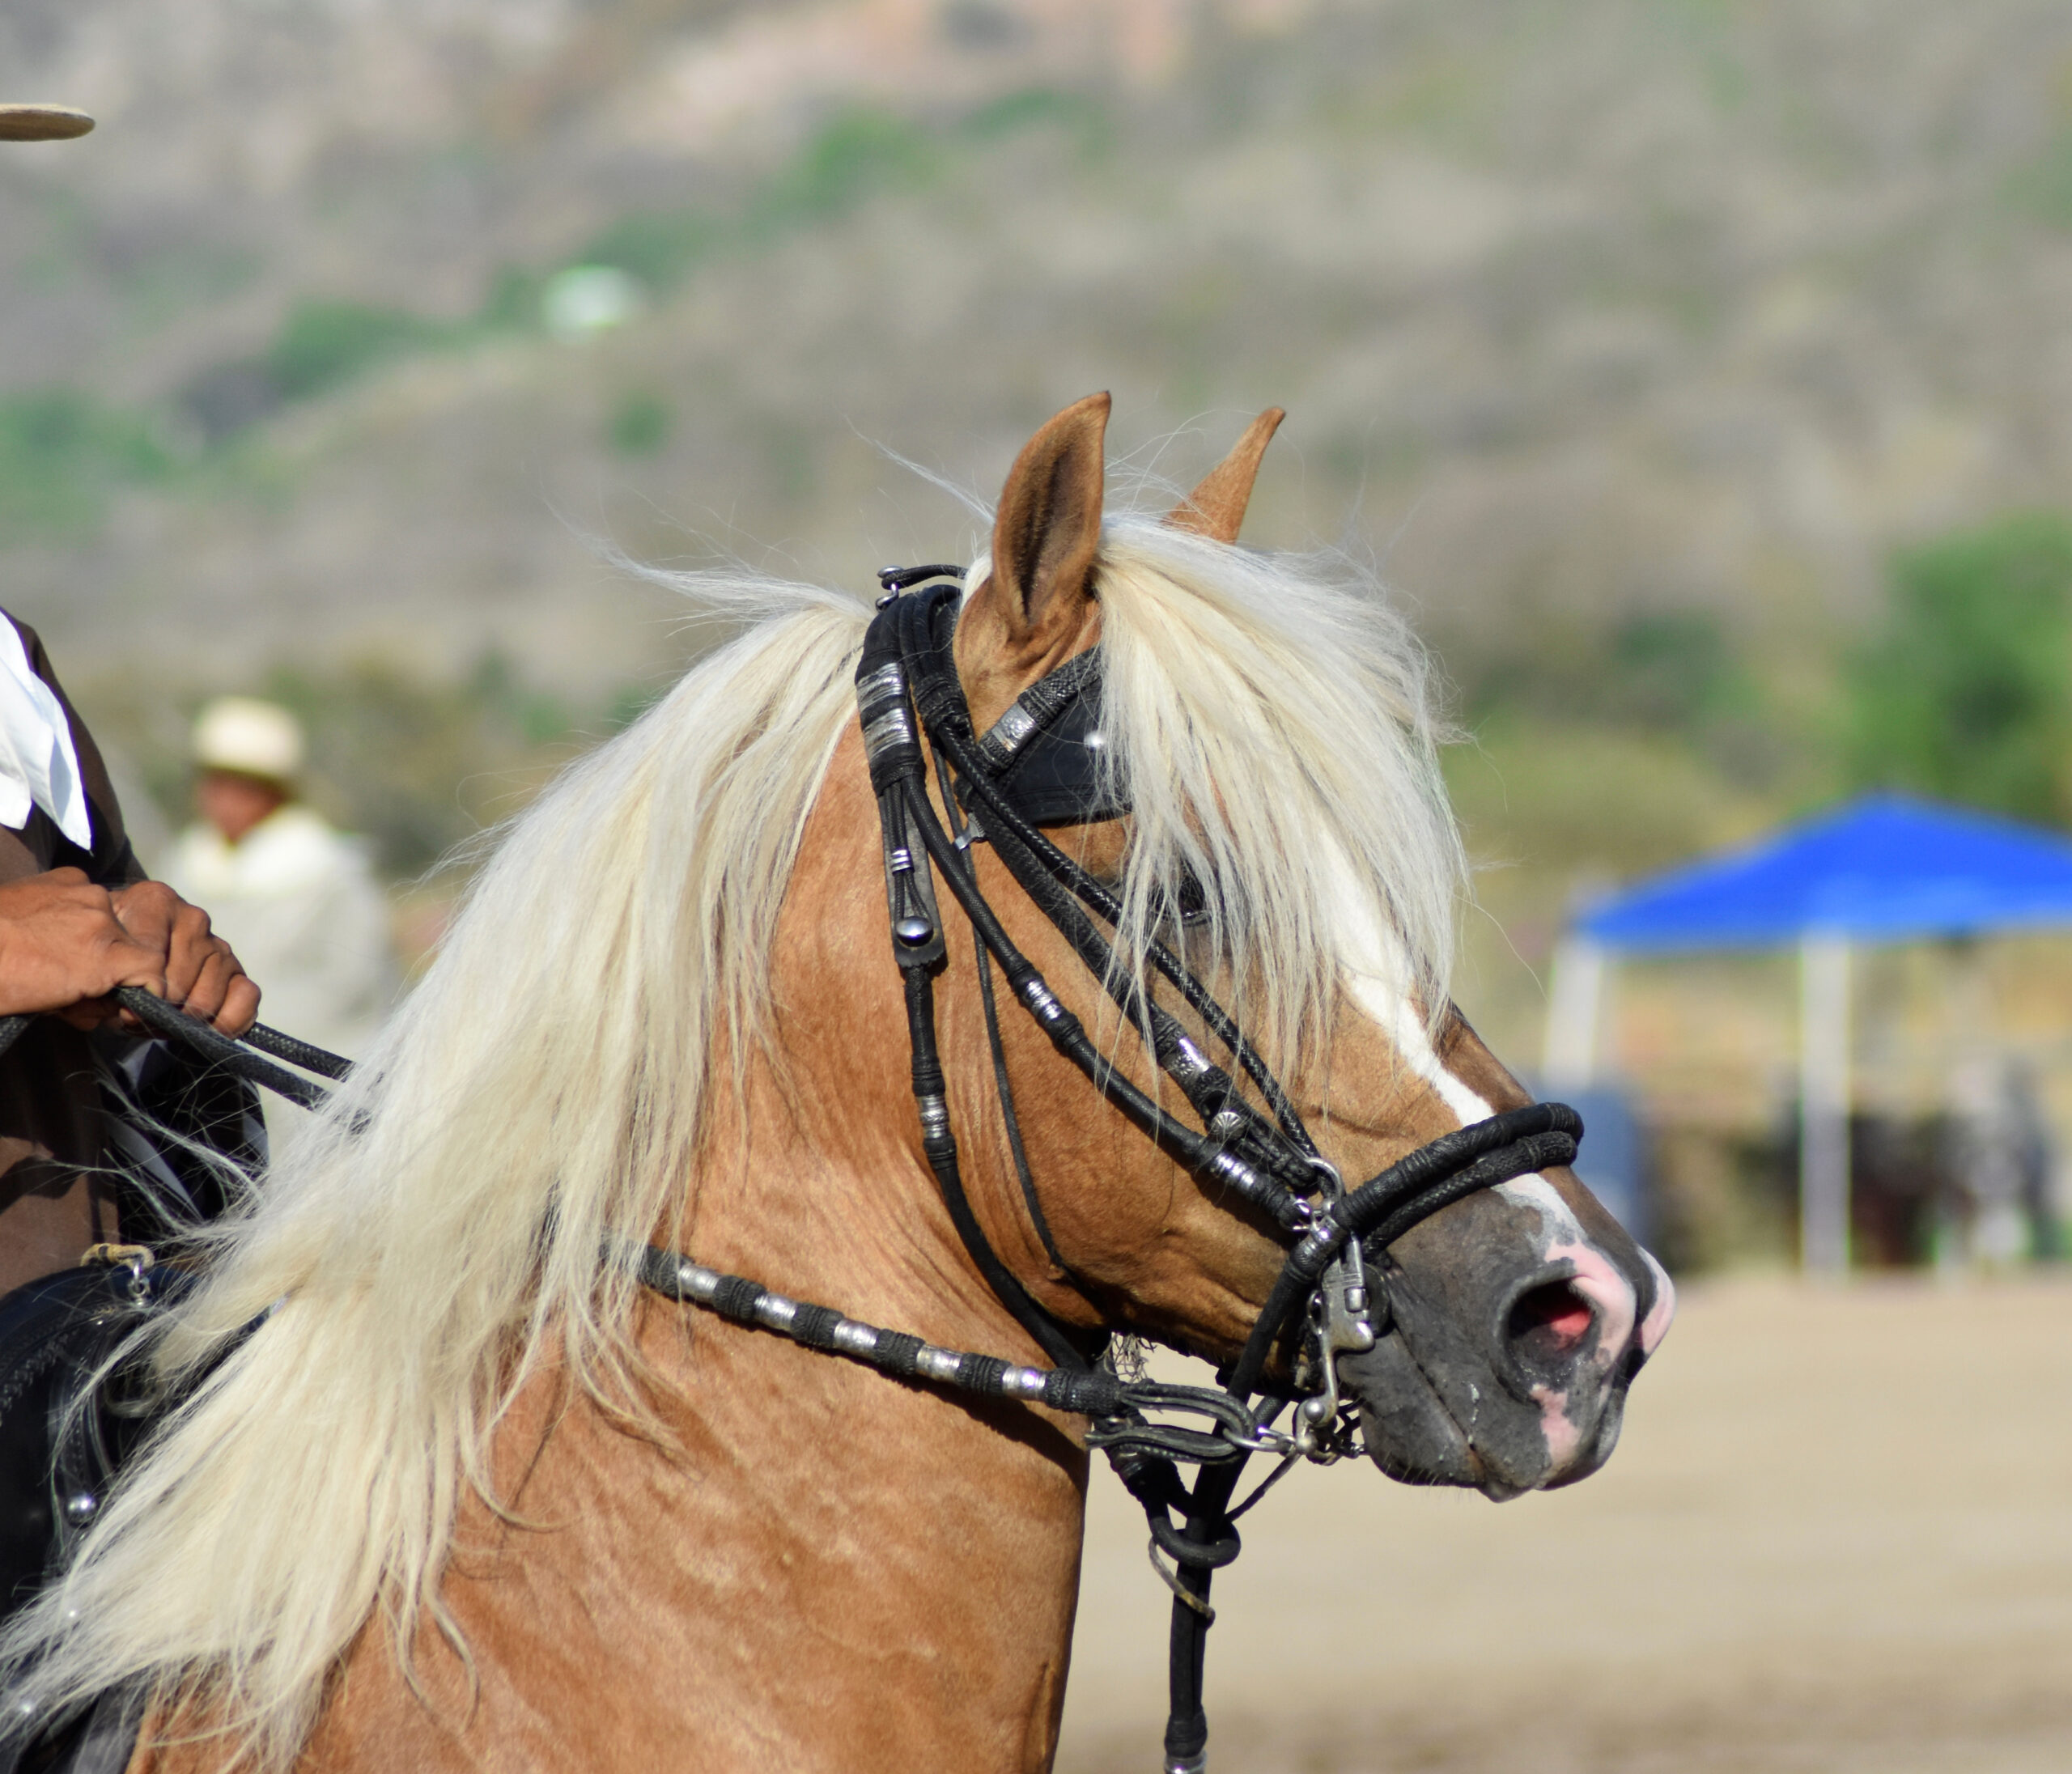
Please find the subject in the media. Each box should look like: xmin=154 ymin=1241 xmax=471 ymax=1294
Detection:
xmin=1546 ymin=794 xmax=2072 ymax=1270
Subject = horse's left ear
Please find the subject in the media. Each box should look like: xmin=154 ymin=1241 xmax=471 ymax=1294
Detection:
xmin=1165 ymin=407 xmax=1284 ymax=543
xmin=985 ymin=392 xmax=1110 ymax=646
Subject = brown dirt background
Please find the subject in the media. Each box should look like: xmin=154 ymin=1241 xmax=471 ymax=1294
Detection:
xmin=1053 ymin=1275 xmax=2072 ymax=1773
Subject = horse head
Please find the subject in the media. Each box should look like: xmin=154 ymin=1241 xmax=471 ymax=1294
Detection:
xmin=931 ymin=392 xmax=1671 ymax=1499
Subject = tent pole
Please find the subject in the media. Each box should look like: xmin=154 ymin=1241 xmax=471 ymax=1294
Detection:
xmin=1543 ymin=936 xmax=1607 ymax=1092
xmin=1799 ymin=932 xmax=1851 ymax=1275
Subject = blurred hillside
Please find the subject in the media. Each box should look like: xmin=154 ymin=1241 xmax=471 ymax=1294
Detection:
xmin=7 ymin=0 xmax=2072 ymax=1130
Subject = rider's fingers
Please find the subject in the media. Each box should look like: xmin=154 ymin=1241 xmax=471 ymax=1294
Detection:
xmin=104 ymin=927 xmax=172 ymax=1013
xmin=178 ymin=945 xmax=239 ymax=1025
xmin=158 ymin=901 xmax=218 ymax=1004
xmin=55 ymin=994 xmax=122 ymax=1032
xmin=214 ymin=971 xmax=261 ymax=1038
xmin=108 ymin=880 xmax=179 ymax=954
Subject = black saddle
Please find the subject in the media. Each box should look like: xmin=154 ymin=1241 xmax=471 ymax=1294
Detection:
xmin=0 ymin=1253 xmax=169 ymax=1615
xmin=0 ymin=1027 xmax=261 ymax=1623
xmin=0 ymin=1253 xmax=166 ymax=1774
xmin=0 ymin=1031 xmax=267 ymax=1773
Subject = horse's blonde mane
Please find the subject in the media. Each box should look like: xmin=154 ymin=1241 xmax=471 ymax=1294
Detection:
xmin=1085 ymin=515 xmax=1461 ymax=1061
xmin=0 ymin=514 xmax=1461 ymax=1768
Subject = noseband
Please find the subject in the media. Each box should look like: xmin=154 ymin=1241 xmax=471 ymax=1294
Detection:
xmin=40 ymin=567 xmax=1582 ymax=1774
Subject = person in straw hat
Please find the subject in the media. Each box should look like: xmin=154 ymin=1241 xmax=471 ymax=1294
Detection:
xmin=0 ymin=105 xmax=263 ymax=1293
xmin=164 ymin=698 xmax=397 ymax=1130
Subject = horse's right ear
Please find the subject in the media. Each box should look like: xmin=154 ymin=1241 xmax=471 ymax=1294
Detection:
xmin=984 ymin=392 xmax=1110 ymax=646
xmin=1165 ymin=407 xmax=1284 ymax=543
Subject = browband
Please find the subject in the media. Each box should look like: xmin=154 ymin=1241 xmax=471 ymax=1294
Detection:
xmin=963 ymin=647 xmax=1130 ymax=828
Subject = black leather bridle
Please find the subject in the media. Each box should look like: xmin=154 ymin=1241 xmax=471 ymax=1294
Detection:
xmin=7 ymin=568 xmax=1583 ymax=1774
xmin=835 ymin=565 xmax=1582 ymax=1772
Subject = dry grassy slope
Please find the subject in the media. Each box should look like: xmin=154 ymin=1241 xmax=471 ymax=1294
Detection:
xmin=0 ymin=0 xmax=2068 ymax=675
xmin=0 ymin=0 xmax=756 ymax=344
xmin=6 ymin=1 xmax=2072 ymax=949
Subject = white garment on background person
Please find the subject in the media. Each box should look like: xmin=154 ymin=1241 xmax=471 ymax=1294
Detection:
xmin=164 ymin=804 xmax=397 ymax=1072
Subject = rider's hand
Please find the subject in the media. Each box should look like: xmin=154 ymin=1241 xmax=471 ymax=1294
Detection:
xmin=0 ymin=868 xmax=171 ymax=1028
xmin=109 ymin=880 xmax=260 ymax=1035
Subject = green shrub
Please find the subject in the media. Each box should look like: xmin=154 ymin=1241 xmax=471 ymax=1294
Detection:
xmin=2010 ymin=133 xmax=2072 ymax=231
xmin=750 ymin=111 xmax=940 ymax=234
xmin=264 ymin=302 xmax=452 ymax=401
xmin=478 ymin=266 xmax=547 ymax=331
xmin=577 ymin=213 xmax=723 ymax=295
xmin=962 ymin=87 xmax=1106 ymax=151
xmin=0 ymin=389 xmax=173 ymax=541
xmin=1849 ymin=512 xmax=2072 ymax=821
xmin=607 ymin=392 xmax=672 ymax=457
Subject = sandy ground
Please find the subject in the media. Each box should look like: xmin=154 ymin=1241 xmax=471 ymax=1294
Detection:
xmin=1053 ymin=1274 xmax=2072 ymax=1773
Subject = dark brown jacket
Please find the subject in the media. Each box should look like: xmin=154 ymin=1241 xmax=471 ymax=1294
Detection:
xmin=0 ymin=613 xmax=145 ymax=1296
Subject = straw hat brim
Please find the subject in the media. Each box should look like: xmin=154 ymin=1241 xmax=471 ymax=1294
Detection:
xmin=0 ymin=106 xmax=94 ymax=142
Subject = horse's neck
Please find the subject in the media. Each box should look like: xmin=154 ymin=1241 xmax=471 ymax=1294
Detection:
xmin=291 ymin=1317 xmax=1088 ymax=1770
xmin=294 ymin=758 xmax=1094 ymax=1774
xmin=677 ymin=727 xmax=1056 ymax=1345
xmin=291 ymin=1075 xmax=1092 ymax=1773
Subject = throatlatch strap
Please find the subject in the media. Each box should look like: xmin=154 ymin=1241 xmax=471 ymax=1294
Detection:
xmin=933 ymin=745 xmax=1075 ymax=1279
xmin=900 ymin=961 xmax=1093 ymax=1372
xmin=974 ymin=935 xmax=1072 ymax=1275
xmin=860 ymin=586 xmax=1099 ymax=1372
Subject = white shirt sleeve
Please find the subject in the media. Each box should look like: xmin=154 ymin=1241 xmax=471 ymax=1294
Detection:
xmin=0 ymin=618 xmax=91 ymax=848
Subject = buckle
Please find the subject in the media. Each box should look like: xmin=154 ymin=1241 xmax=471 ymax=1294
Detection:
xmin=875 ymin=562 xmax=964 ymax=605
xmin=81 ymin=1241 xmax=156 ymax=1303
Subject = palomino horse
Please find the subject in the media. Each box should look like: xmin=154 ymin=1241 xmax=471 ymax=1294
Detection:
xmin=2 ymin=395 xmax=1671 ymax=1772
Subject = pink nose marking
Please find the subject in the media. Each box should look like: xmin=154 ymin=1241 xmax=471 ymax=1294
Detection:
xmin=1544 ymin=1240 xmax=1638 ymax=1368
xmin=1637 ymin=1250 xmax=1676 ymax=1356
xmin=1528 ymin=1241 xmax=1640 ymax=1475
xmin=1531 ymin=1385 xmax=1580 ymax=1466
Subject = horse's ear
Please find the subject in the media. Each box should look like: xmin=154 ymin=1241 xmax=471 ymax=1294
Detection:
xmin=1165 ymin=407 xmax=1284 ymax=542
xmin=987 ymin=392 xmax=1110 ymax=643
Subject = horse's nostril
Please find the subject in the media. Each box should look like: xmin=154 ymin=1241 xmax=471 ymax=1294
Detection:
xmin=1505 ymin=1280 xmax=1594 ymax=1362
